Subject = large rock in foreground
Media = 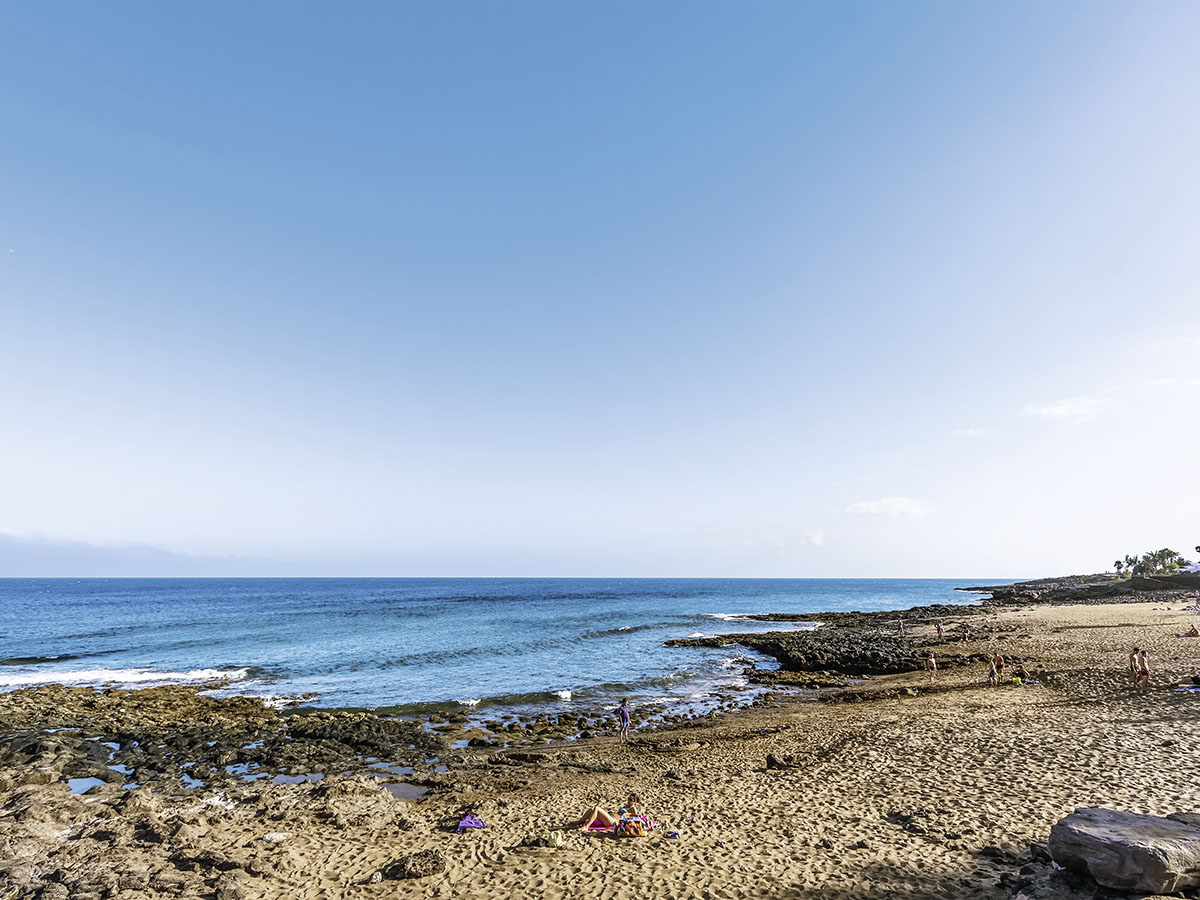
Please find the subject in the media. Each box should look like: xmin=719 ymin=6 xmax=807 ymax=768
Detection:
xmin=1049 ymin=808 xmax=1200 ymax=893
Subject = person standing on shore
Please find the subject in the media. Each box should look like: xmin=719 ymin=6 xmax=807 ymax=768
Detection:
xmin=935 ymin=620 xmax=945 ymax=641
xmin=925 ymin=651 xmax=937 ymax=683
xmin=1136 ymin=650 xmax=1151 ymax=692
xmin=991 ymin=652 xmax=1005 ymax=683
xmin=1128 ymin=648 xmax=1141 ymax=687
xmin=617 ymin=698 xmax=631 ymax=743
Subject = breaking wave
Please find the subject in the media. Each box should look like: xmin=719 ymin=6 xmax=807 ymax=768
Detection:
xmin=0 ymin=666 xmax=250 ymax=689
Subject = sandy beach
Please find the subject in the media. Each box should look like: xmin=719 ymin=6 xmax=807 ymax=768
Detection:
xmin=4 ymin=596 xmax=1200 ymax=900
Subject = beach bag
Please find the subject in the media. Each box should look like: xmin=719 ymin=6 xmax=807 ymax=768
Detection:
xmin=616 ymin=817 xmax=646 ymax=838
xmin=548 ymin=830 xmax=565 ymax=849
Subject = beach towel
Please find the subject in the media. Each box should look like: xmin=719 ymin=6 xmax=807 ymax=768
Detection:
xmin=616 ymin=817 xmax=646 ymax=837
xmin=456 ymin=815 xmax=487 ymax=833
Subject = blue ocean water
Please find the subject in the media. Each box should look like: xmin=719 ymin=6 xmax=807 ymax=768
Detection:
xmin=0 ymin=578 xmax=1005 ymax=717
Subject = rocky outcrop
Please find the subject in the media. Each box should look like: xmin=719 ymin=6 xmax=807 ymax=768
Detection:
xmin=1132 ymin=573 xmax=1200 ymax=591
xmin=668 ymin=630 xmax=926 ymax=676
xmin=0 ymin=687 xmax=443 ymax=794
xmin=1049 ymin=807 xmax=1200 ymax=893
xmin=961 ymin=572 xmax=1198 ymax=606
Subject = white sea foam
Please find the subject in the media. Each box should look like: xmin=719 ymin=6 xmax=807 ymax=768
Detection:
xmin=554 ymin=689 xmax=572 ymax=701
xmin=686 ymin=632 xmax=708 ymax=638
xmin=197 ymin=681 xmax=313 ymax=709
xmin=0 ymin=667 xmax=249 ymax=689
xmin=457 ymin=698 xmax=481 ymax=708
xmin=701 ymin=613 xmax=748 ymax=621
xmin=259 ymin=695 xmax=306 ymax=710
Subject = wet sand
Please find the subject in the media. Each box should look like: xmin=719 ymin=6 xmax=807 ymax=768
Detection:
xmin=4 ymin=600 xmax=1200 ymax=900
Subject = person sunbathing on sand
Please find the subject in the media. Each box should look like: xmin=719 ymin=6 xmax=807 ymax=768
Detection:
xmin=575 ymin=793 xmax=645 ymax=831
xmin=1185 ymin=624 xmax=1200 ymax=638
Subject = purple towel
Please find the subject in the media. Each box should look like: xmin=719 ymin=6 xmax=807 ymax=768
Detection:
xmin=457 ymin=814 xmax=487 ymax=833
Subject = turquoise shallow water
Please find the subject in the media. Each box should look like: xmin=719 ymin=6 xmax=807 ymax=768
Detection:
xmin=0 ymin=578 xmax=1007 ymax=715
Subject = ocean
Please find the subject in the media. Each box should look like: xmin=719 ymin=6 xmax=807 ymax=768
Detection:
xmin=0 ymin=578 xmax=1005 ymax=719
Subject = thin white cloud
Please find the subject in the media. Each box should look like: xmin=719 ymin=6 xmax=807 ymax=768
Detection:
xmin=842 ymin=497 xmax=931 ymax=518
xmin=954 ymin=428 xmax=994 ymax=438
xmin=1022 ymin=396 xmax=1107 ymax=423
xmin=805 ymin=529 xmax=826 ymax=547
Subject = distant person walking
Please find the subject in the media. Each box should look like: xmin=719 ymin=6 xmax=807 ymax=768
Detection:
xmin=959 ymin=622 xmax=971 ymax=641
xmin=935 ymin=620 xmax=945 ymax=641
xmin=991 ymin=652 xmax=1005 ymax=683
xmin=617 ymin=698 xmax=631 ymax=742
xmin=1128 ymin=647 xmax=1141 ymax=687
xmin=925 ymin=651 xmax=937 ymax=683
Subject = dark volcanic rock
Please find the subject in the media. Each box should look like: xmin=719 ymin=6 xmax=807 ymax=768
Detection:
xmin=667 ymin=630 xmax=925 ymax=676
xmin=381 ymin=849 xmax=446 ymax=879
xmin=0 ymin=686 xmax=445 ymax=796
xmin=962 ymin=575 xmax=1135 ymax=606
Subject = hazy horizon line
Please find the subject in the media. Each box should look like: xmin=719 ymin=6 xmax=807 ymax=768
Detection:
xmin=0 ymin=574 xmax=1026 ymax=580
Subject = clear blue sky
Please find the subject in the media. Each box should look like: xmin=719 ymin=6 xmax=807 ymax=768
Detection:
xmin=1 ymin=2 xmax=1198 ymax=576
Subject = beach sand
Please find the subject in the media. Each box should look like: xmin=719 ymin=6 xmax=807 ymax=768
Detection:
xmin=4 ymin=600 xmax=1200 ymax=899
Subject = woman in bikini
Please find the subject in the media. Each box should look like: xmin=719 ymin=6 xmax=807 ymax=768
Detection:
xmin=575 ymin=793 xmax=645 ymax=831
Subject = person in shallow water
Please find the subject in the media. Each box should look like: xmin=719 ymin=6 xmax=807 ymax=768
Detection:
xmin=617 ymin=698 xmax=631 ymax=742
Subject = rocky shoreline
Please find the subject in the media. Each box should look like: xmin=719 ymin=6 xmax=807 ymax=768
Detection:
xmin=4 ymin=572 xmax=1195 ymax=801
xmin=4 ymin=575 xmax=1200 ymax=899
xmin=667 ymin=573 xmax=1200 ymax=690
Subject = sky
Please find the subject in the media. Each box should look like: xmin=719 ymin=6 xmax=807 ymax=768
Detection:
xmin=1 ymin=1 xmax=1198 ymax=577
